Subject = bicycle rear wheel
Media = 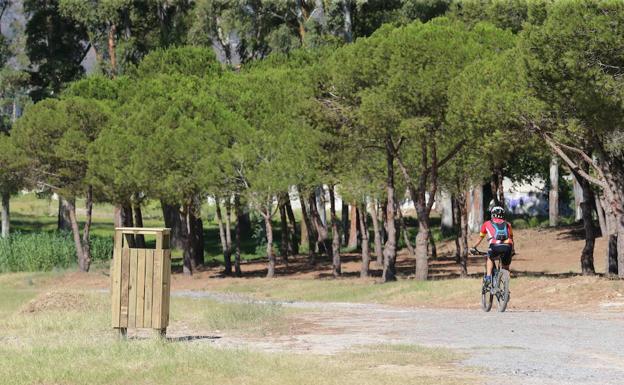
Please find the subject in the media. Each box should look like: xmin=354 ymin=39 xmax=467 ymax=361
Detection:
xmin=481 ymin=282 xmax=493 ymax=312
xmin=496 ymin=269 xmax=511 ymax=312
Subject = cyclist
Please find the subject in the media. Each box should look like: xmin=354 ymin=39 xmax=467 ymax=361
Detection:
xmin=471 ymin=206 xmax=514 ymax=286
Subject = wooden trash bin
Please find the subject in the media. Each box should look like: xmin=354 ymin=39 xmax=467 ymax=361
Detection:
xmin=111 ymin=227 xmax=171 ymax=337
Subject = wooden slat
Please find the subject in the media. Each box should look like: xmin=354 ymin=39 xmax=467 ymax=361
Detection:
xmin=111 ymin=230 xmax=123 ymax=328
xmin=115 ymin=227 xmax=172 ymax=236
xmin=152 ymin=249 xmax=163 ymax=329
xmin=128 ymin=249 xmax=138 ymax=328
xmin=136 ymin=249 xmax=146 ymax=328
xmin=143 ymin=250 xmax=154 ymax=328
xmin=161 ymin=249 xmax=171 ymax=327
xmin=119 ymin=248 xmax=131 ymax=328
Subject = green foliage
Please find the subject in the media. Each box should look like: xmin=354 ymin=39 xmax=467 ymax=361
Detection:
xmin=131 ymin=46 xmax=222 ymax=79
xmin=0 ymin=232 xmax=112 ymax=272
xmin=23 ymin=0 xmax=88 ymax=100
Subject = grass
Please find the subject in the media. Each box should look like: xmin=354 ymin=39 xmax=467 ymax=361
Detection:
xmin=208 ymin=277 xmax=479 ymax=306
xmin=0 ymin=272 xmax=473 ymax=385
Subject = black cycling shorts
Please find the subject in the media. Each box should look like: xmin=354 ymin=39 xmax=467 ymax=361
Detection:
xmin=488 ymin=243 xmax=512 ymax=266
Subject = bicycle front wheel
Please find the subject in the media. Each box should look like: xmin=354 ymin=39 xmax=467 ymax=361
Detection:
xmin=481 ymin=283 xmax=493 ymax=312
xmin=496 ymin=269 xmax=511 ymax=312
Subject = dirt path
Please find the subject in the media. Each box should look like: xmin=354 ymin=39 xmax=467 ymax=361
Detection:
xmin=172 ymin=291 xmax=624 ymax=385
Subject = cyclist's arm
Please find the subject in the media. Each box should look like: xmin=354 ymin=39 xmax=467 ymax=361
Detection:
xmin=472 ymin=224 xmax=487 ymax=249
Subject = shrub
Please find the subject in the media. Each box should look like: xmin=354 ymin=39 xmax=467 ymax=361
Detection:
xmin=0 ymin=232 xmax=113 ymax=273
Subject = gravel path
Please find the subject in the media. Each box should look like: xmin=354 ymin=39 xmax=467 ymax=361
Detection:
xmin=173 ymin=290 xmax=624 ymax=385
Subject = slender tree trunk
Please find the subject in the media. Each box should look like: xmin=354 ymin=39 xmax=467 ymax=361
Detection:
xmin=369 ymin=199 xmax=383 ymax=266
xmin=341 ymin=201 xmax=349 ymax=246
xmin=215 ymin=199 xmax=231 ymax=275
xmin=1 ymin=192 xmax=9 ymax=238
xmin=468 ymin=185 xmax=483 ymax=233
xmin=309 ymin=191 xmax=331 ymax=258
xmin=549 ymin=157 xmax=559 ymax=227
xmin=342 ymin=0 xmax=353 ymax=42
xmin=132 ymin=197 xmax=145 ymax=248
xmin=285 ymin=198 xmax=299 ymax=255
xmin=457 ymin=193 xmax=469 ymax=277
xmin=490 ymin=167 xmax=505 ymax=209
xmin=595 ymin=193 xmax=607 ymax=237
xmin=234 ymin=195 xmax=243 ymax=277
xmin=65 ymin=197 xmax=87 ymax=272
xmin=572 ymin=169 xmax=596 ymax=275
xmin=348 ymin=204 xmax=358 ymax=249
xmin=279 ymin=197 xmax=289 ymax=263
xmin=397 ymin=206 xmax=414 ymax=256
xmin=382 ymin=141 xmax=397 ymax=282
xmin=573 ymin=176 xmax=583 ymax=221
xmin=263 ymin=209 xmax=275 ymax=278
xmin=601 ymin=196 xmax=619 ymax=276
xmin=225 ymin=199 xmax=233 ymax=260
xmin=107 ymin=23 xmax=117 ymax=75
xmin=329 ymin=187 xmax=341 ymax=277
xmin=359 ymin=201 xmax=370 ymax=278
xmin=59 ymin=198 xmax=73 ymax=232
xmin=180 ymin=204 xmax=193 ymax=275
xmin=300 ymin=193 xmax=316 ymax=264
xmin=80 ymin=186 xmax=93 ymax=272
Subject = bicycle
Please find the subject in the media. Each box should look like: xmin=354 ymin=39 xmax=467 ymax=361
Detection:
xmin=471 ymin=248 xmax=511 ymax=312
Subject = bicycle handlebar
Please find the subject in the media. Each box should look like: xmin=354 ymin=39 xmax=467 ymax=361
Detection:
xmin=470 ymin=248 xmax=488 ymax=256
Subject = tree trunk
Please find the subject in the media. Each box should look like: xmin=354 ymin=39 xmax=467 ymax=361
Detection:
xmin=300 ymin=193 xmax=316 ymax=264
xmin=80 ymin=186 xmax=93 ymax=272
xmin=180 ymin=204 xmax=193 ymax=275
xmin=595 ymin=193 xmax=607 ymax=237
xmin=316 ymin=187 xmax=327 ymax=226
xmin=132 ymin=198 xmax=145 ymax=248
xmin=438 ymin=191 xmax=454 ymax=235
xmin=162 ymin=201 xmax=185 ymax=250
xmin=329 ymin=187 xmax=341 ymax=277
xmin=573 ymin=170 xmax=596 ymax=275
xmin=549 ymin=157 xmax=559 ymax=227
xmin=190 ymin=208 xmax=205 ymax=268
xmin=263 ymin=210 xmax=275 ymax=278
xmin=468 ymin=185 xmax=484 ymax=233
xmin=285 ymin=197 xmax=299 ymax=255
xmin=279 ymin=197 xmax=289 ymax=263
xmin=107 ymin=23 xmax=117 ymax=75
xmin=341 ymin=201 xmax=349 ymax=246
xmin=358 ymin=201 xmax=370 ymax=278
xmin=572 ymin=176 xmax=583 ymax=221
xmin=1 ymin=191 xmax=9 ymax=238
xmin=397 ymin=206 xmax=414 ymax=256
xmin=234 ymin=195 xmax=243 ymax=277
xmin=414 ymin=218 xmax=430 ymax=280
xmin=58 ymin=198 xmax=73 ymax=232
xmin=457 ymin=193 xmax=469 ymax=277
xmin=490 ymin=168 xmax=505 ymax=209
xmin=348 ymin=203 xmax=358 ymax=249
xmin=215 ymin=199 xmax=232 ymax=275
xmin=382 ymin=141 xmax=397 ymax=282
xmin=309 ymin=191 xmax=331 ymax=258
xmin=65 ymin=197 xmax=87 ymax=272
xmin=342 ymin=0 xmax=353 ymax=43
xmin=225 ymin=199 xmax=233 ymax=260
xmin=369 ymin=199 xmax=383 ymax=266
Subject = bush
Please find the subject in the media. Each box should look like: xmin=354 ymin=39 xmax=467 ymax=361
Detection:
xmin=0 ymin=232 xmax=113 ymax=273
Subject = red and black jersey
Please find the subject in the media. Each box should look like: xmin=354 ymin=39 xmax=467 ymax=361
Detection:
xmin=479 ymin=218 xmax=514 ymax=245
